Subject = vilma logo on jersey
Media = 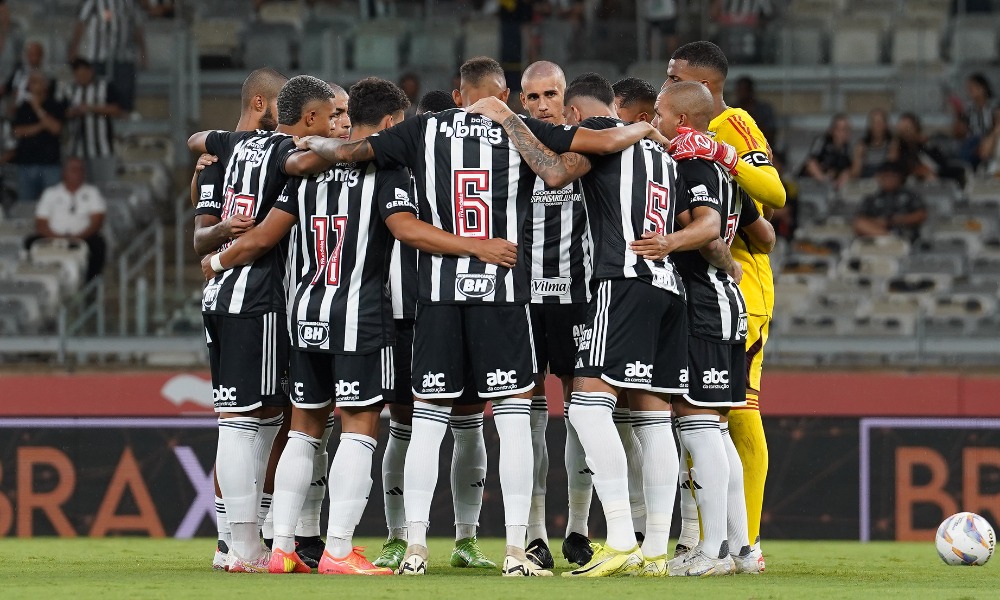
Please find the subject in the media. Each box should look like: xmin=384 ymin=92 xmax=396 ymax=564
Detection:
xmin=531 ymin=277 xmax=571 ymax=297
xmin=456 ymin=273 xmax=496 ymax=298
xmin=297 ymin=321 xmax=330 ymax=346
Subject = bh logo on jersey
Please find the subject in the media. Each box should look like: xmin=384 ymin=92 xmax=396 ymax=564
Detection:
xmin=624 ymin=361 xmax=653 ymax=384
xmin=421 ymin=372 xmax=446 ymax=391
xmin=456 ymin=274 xmax=496 ymax=298
xmin=486 ymin=369 xmax=518 ymax=392
xmin=213 ymin=386 xmax=237 ymax=407
xmin=298 ymin=321 xmax=330 ymax=347
xmin=702 ymin=368 xmax=730 ymax=390
xmin=335 ymin=380 xmax=361 ymax=401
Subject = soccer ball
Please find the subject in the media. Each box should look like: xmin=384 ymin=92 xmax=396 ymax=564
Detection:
xmin=935 ymin=512 xmax=996 ymax=566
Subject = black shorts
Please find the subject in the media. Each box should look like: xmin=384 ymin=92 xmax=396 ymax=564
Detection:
xmin=392 ymin=318 xmax=481 ymax=407
xmin=411 ymin=303 xmax=536 ymax=400
xmin=576 ymin=279 xmax=688 ymax=394
xmin=289 ymin=347 xmax=394 ymax=409
xmin=530 ymin=302 xmax=588 ymax=378
xmin=684 ymin=336 xmax=748 ymax=408
xmin=205 ymin=312 xmax=289 ymax=413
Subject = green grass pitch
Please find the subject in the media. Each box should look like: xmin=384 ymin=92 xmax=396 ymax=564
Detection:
xmin=0 ymin=538 xmax=993 ymax=599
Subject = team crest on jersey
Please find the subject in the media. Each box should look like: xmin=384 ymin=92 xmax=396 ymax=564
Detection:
xmin=456 ymin=273 xmax=496 ymax=298
xmin=202 ymin=283 xmax=221 ymax=311
xmin=531 ymin=277 xmax=571 ymax=297
xmin=737 ymin=314 xmax=749 ymax=338
xmin=297 ymin=321 xmax=330 ymax=346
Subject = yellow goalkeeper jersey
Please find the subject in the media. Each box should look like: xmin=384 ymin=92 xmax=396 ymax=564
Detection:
xmin=708 ymin=107 xmax=780 ymax=317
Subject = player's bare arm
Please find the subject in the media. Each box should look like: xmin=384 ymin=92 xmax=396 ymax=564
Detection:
xmin=187 ymin=130 xmax=212 ymax=154
xmin=282 ymin=149 xmax=336 ymax=177
xmin=295 ymin=135 xmax=376 ymax=164
xmin=385 ymin=213 xmax=518 ymax=269
xmin=189 ymin=153 xmax=217 ymax=207
xmin=193 ymin=214 xmax=255 ymax=256
xmin=200 ymin=210 xmax=297 ymax=279
xmin=700 ymin=238 xmax=741 ymax=283
xmin=631 ymin=205 xmax=720 ymax=261
xmin=741 ymin=215 xmax=776 ymax=254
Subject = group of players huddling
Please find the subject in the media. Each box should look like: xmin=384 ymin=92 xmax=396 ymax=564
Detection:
xmin=189 ymin=39 xmax=783 ymax=578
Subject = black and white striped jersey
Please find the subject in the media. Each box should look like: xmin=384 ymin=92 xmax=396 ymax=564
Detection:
xmin=389 ymin=175 xmax=419 ymax=320
xmin=673 ymin=158 xmax=755 ymax=344
xmin=76 ymin=0 xmax=142 ymax=63
xmin=194 ymin=159 xmax=225 ymax=219
xmin=367 ymin=108 xmax=578 ymax=305
xmin=201 ymin=130 xmax=297 ymax=317
xmin=279 ymin=161 xmax=418 ymax=354
xmin=60 ymin=78 xmax=119 ymax=158
xmin=523 ymin=176 xmax=593 ymax=304
xmin=578 ymin=117 xmax=684 ymax=298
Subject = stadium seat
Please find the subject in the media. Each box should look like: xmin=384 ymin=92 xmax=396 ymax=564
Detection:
xmin=16 ymin=262 xmax=75 ymax=298
xmin=462 ymin=17 xmax=499 ymax=60
xmin=780 ymin=313 xmax=844 ymax=337
xmin=242 ymin=24 xmax=296 ymax=72
xmin=890 ymin=22 xmax=942 ymax=65
xmin=625 ymin=61 xmax=668 ymax=85
xmin=930 ymin=293 xmax=996 ymax=318
xmin=846 ymin=314 xmax=917 ymax=337
xmin=867 ymin=293 xmax=927 ymax=317
xmin=562 ymin=61 xmax=623 ymax=83
xmin=949 ymin=17 xmax=999 ymax=64
xmin=921 ymin=315 xmax=973 ymax=337
xmin=258 ymin=1 xmax=307 ymax=30
xmin=192 ymin=18 xmax=245 ymax=67
xmin=971 ymin=256 xmax=1000 ymax=277
xmin=0 ymin=279 xmax=52 ymax=318
xmin=0 ymin=293 xmax=40 ymax=332
xmin=847 ymin=236 xmax=910 ymax=259
xmin=888 ymin=273 xmax=953 ymax=295
xmin=29 ymin=238 xmax=87 ymax=286
xmin=774 ymin=20 xmax=827 ymax=65
xmin=409 ymin=30 xmax=458 ymax=72
xmin=353 ymin=29 xmax=403 ymax=73
xmin=901 ymin=253 xmax=965 ymax=277
xmin=145 ymin=22 xmax=179 ymax=74
xmin=840 ymin=254 xmax=898 ymax=278
xmin=537 ymin=19 xmax=575 ymax=66
xmin=831 ymin=23 xmax=883 ymax=65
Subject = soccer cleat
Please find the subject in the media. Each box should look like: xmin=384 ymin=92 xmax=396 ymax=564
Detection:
xmin=503 ymin=554 xmax=553 ymax=577
xmin=268 ymin=548 xmax=311 ymax=574
xmin=450 ymin=537 xmax=497 ymax=568
xmin=732 ymin=544 xmax=765 ymax=574
xmin=213 ymin=540 xmax=229 ymax=571
xmin=372 ymin=538 xmax=407 ymax=570
xmin=562 ymin=532 xmax=594 ymax=566
xmin=561 ymin=543 xmax=644 ymax=577
xmin=667 ymin=547 xmax=736 ymax=577
xmin=639 ymin=554 xmax=667 ymax=577
xmin=294 ymin=535 xmax=325 ymax=569
xmin=672 ymin=542 xmax=693 ymax=560
xmin=398 ymin=544 xmax=428 ymax=576
xmin=225 ymin=549 xmax=272 ymax=573
xmin=318 ymin=547 xmax=393 ymax=575
xmin=525 ymin=538 xmax=555 ymax=570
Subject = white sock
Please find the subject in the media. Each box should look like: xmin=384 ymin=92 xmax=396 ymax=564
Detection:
xmin=272 ymin=431 xmax=320 ymax=554
xmin=262 ymin=506 xmax=274 ymax=540
xmin=257 ymin=493 xmax=272 ymax=529
xmin=568 ymin=392 xmax=636 ymax=552
xmin=676 ymin=437 xmax=701 ymax=549
xmin=382 ymin=421 xmax=410 ymax=540
xmin=404 ymin=401 xmax=451 ymax=548
xmin=528 ymin=395 xmax=549 ymax=544
xmin=215 ymin=495 xmax=231 ymax=548
xmin=722 ymin=422 xmax=751 ymax=555
xmin=563 ymin=402 xmax=592 ymax=538
xmin=326 ymin=433 xmax=377 ymax=558
xmin=296 ymin=414 xmax=334 ymax=539
xmin=676 ymin=414 xmax=729 ymax=559
xmin=631 ymin=410 xmax=677 ymax=559
xmin=614 ymin=408 xmax=646 ymax=536
xmin=217 ymin=417 xmax=263 ymax=560
xmin=450 ymin=412 xmax=486 ymax=541
xmin=253 ymin=413 xmax=283 ymax=515
xmin=492 ymin=397 xmax=533 ymax=550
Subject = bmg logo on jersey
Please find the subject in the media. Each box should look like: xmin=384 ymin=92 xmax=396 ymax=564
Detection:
xmin=531 ymin=277 xmax=571 ymax=297
xmin=702 ymin=368 xmax=730 ymax=389
xmin=213 ymin=386 xmax=237 ymax=406
xmin=335 ymin=380 xmax=361 ymax=400
xmin=421 ymin=372 xmax=446 ymax=390
xmin=319 ymin=166 xmax=360 ymax=187
xmin=624 ymin=361 xmax=653 ymax=383
xmin=297 ymin=321 xmax=330 ymax=346
xmin=439 ymin=118 xmax=504 ymax=145
xmin=486 ymin=369 xmax=518 ymax=392
xmin=456 ymin=274 xmax=496 ymax=298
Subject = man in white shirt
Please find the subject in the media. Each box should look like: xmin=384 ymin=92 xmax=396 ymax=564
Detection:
xmin=24 ymin=157 xmax=106 ymax=280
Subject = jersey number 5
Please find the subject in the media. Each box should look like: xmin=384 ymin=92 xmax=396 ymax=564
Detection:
xmin=645 ymin=181 xmax=672 ymax=235
xmin=310 ymin=215 xmax=348 ymax=286
xmin=454 ymin=170 xmax=490 ymax=239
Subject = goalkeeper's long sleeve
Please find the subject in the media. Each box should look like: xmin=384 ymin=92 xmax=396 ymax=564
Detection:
xmin=732 ymin=160 xmax=786 ymax=210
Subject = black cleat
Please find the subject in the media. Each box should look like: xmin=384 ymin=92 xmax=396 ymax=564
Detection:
xmin=635 ymin=531 xmax=645 ymax=546
xmin=526 ymin=538 xmax=555 ymax=570
xmin=295 ymin=535 xmax=325 ymax=569
xmin=562 ymin=532 xmax=594 ymax=566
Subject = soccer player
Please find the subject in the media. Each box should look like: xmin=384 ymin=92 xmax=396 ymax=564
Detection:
xmin=468 ymin=73 xmax=713 ymax=577
xmin=612 ymin=77 xmax=658 ymax=124
xmin=416 ymin=90 xmax=458 ymax=113
xmin=665 ymin=40 xmax=786 ymax=566
xmin=654 ymin=81 xmax=775 ymax=576
xmin=517 ymin=60 xmax=595 ymax=569
xmin=295 ymin=56 xmax=661 ymax=576
xmin=188 ymin=67 xmax=288 ymax=571
xmin=186 ymin=75 xmax=340 ymax=573
xmin=203 ymin=76 xmax=517 ymax=575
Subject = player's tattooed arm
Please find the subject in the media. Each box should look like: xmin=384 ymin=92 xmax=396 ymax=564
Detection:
xmin=569 ymin=122 xmax=660 ymax=155
xmin=700 ymin=238 xmax=742 ymax=284
xmin=295 ymin=136 xmax=376 ymax=164
xmin=500 ymin=113 xmax=592 ymax=188
xmin=193 ymin=214 xmax=255 ymax=256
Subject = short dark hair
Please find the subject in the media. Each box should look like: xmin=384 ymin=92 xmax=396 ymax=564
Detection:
xmin=348 ymin=77 xmax=410 ymax=127
xmin=70 ymin=57 xmax=93 ymax=71
xmin=417 ymin=90 xmax=457 ymax=114
xmin=460 ymin=56 xmax=506 ymax=87
xmin=612 ymin=77 xmax=657 ymax=108
xmin=277 ymin=75 xmax=335 ymax=126
xmin=672 ymin=41 xmax=729 ymax=79
xmin=968 ymin=72 xmax=994 ymax=99
xmin=242 ymin=67 xmax=288 ymax=109
xmin=565 ymin=73 xmax=615 ymax=107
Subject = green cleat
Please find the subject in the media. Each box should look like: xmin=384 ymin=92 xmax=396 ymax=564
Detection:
xmin=450 ymin=537 xmax=497 ymax=568
xmin=372 ymin=538 xmax=407 ymax=570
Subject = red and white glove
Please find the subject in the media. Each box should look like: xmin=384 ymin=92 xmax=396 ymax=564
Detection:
xmin=669 ymin=126 xmax=740 ymax=175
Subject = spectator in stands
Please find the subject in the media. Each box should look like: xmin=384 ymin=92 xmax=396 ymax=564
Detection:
xmin=851 ymin=108 xmax=893 ymax=179
xmin=643 ymin=0 xmax=679 ymax=61
xmin=958 ymin=73 xmax=996 ymax=170
xmin=891 ymin=112 xmax=967 ymax=187
xmin=11 ymin=72 xmax=66 ymax=202
xmin=801 ymin=113 xmax=853 ymax=190
xmin=62 ymin=58 xmax=124 ymax=185
xmin=141 ymin=0 xmax=175 ymax=18
xmin=2 ymin=41 xmax=46 ymax=117
xmin=852 ymin=161 xmax=927 ymax=243
xmin=24 ymin=157 xmax=106 ymax=281
xmin=978 ymin=106 xmax=1000 ymax=177
xmin=732 ymin=75 xmax=776 ymax=143
xmin=399 ymin=72 xmax=420 ymax=118
xmin=68 ymin=0 xmax=147 ymax=113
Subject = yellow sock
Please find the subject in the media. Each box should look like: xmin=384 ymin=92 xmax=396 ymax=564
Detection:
xmin=728 ymin=399 xmax=768 ymax=545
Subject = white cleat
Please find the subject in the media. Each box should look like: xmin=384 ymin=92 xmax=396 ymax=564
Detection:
xmin=225 ymin=549 xmax=271 ymax=573
xmin=502 ymin=554 xmax=553 ymax=577
xmin=732 ymin=545 xmax=765 ymax=574
xmin=667 ymin=547 xmax=736 ymax=577
xmin=213 ymin=549 xmax=229 ymax=571
xmin=397 ymin=545 xmax=428 ymax=576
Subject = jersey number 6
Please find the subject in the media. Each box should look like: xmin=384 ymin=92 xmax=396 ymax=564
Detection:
xmin=454 ymin=170 xmax=491 ymax=239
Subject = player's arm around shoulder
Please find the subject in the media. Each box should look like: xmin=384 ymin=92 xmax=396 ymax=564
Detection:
xmin=200 ymin=190 xmax=298 ymax=279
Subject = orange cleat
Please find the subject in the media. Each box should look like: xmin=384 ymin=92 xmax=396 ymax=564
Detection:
xmin=269 ymin=548 xmax=312 ymax=574
xmin=318 ymin=547 xmax=394 ymax=575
